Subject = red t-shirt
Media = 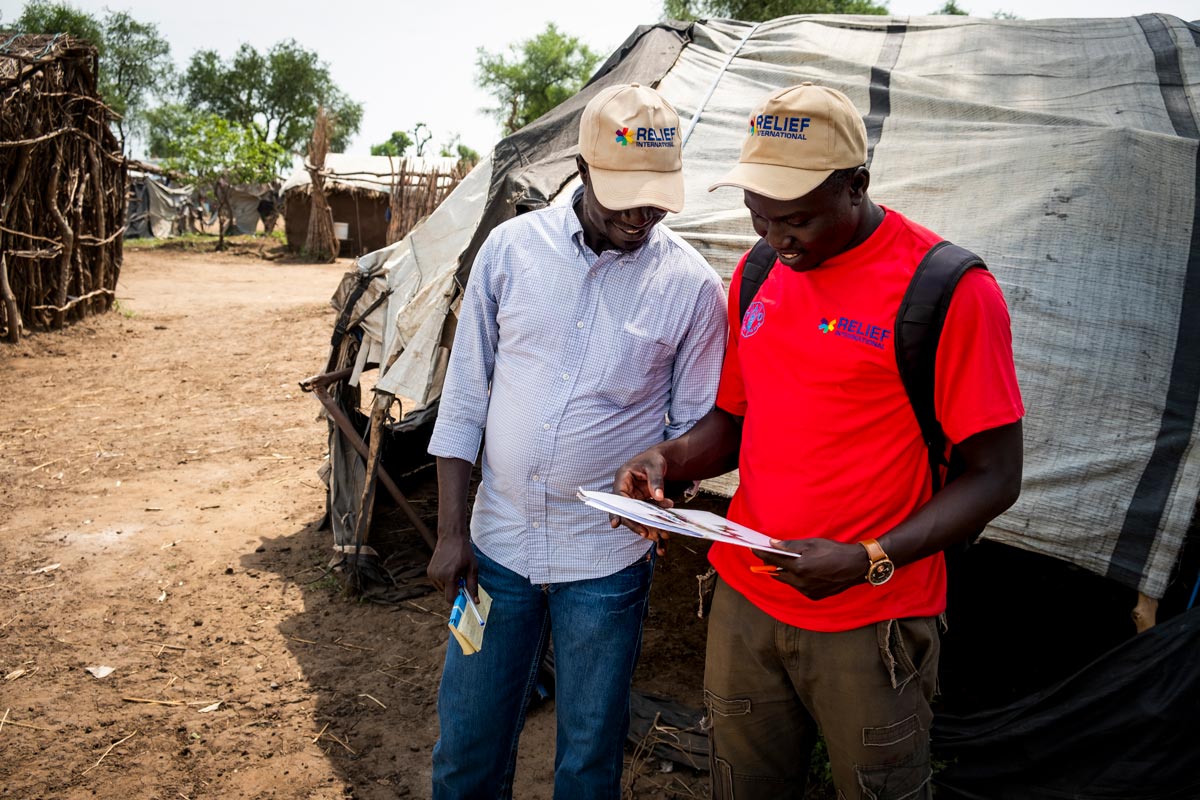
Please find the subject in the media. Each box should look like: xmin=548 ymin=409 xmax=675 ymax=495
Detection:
xmin=710 ymin=208 xmax=1024 ymax=632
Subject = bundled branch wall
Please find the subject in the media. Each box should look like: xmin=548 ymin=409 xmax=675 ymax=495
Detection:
xmin=0 ymin=33 xmax=125 ymax=343
xmin=304 ymin=107 xmax=338 ymax=263
xmin=385 ymin=159 xmax=467 ymax=246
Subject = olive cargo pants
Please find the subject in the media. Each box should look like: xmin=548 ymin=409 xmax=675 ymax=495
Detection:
xmin=704 ymin=578 xmax=939 ymax=800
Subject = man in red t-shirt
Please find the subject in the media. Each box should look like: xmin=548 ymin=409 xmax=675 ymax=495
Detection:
xmin=612 ymin=83 xmax=1024 ymax=799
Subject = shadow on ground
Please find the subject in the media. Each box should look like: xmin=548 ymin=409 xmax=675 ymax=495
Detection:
xmin=240 ymin=469 xmax=722 ymax=799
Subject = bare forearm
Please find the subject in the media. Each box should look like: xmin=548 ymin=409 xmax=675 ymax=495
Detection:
xmin=428 ymin=456 xmax=478 ymax=602
xmin=436 ymin=456 xmax=472 ymax=539
xmin=655 ymin=407 xmax=743 ymax=481
xmin=881 ymin=421 xmax=1023 ymax=568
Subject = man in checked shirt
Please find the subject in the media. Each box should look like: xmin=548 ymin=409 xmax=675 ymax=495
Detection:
xmin=425 ymin=83 xmax=727 ymax=799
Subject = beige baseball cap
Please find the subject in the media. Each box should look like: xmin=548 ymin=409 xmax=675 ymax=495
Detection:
xmin=578 ymin=83 xmax=684 ymax=213
xmin=709 ymin=82 xmax=867 ymax=201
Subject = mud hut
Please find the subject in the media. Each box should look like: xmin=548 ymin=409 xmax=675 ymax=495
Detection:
xmin=0 ymin=32 xmax=125 ymax=343
xmin=281 ymin=154 xmax=462 ymax=258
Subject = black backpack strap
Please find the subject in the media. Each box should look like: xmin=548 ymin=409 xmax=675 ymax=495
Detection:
xmin=738 ymin=238 xmax=779 ymax=323
xmin=894 ymin=241 xmax=987 ymax=493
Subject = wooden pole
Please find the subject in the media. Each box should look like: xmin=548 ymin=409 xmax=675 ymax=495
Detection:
xmin=351 ymin=392 xmax=396 ymax=550
xmin=45 ymin=144 xmax=76 ymax=330
xmin=306 ymin=379 xmax=435 ymax=551
xmin=0 ymin=142 xmax=33 ymax=343
xmin=1131 ymin=592 xmax=1158 ymax=633
xmin=0 ymin=253 xmax=20 ymax=343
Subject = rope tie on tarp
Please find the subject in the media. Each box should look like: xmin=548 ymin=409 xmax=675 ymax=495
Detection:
xmin=680 ymin=22 xmax=762 ymax=151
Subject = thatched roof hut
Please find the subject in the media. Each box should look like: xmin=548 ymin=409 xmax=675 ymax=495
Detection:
xmin=281 ymin=154 xmax=464 ymax=257
xmin=0 ymin=32 xmax=125 ymax=343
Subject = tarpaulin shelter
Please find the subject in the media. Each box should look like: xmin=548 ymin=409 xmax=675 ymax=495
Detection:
xmin=125 ymin=171 xmax=278 ymax=239
xmin=224 ymin=182 xmax=278 ymax=236
xmin=305 ymin=14 xmax=1200 ymax=794
xmin=313 ymin=12 xmax=1199 ymax=602
xmin=126 ymin=170 xmax=196 ymax=239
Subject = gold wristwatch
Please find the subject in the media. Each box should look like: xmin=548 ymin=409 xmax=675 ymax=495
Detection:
xmin=860 ymin=538 xmax=895 ymax=586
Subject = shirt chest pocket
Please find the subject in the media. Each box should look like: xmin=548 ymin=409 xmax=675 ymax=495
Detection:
xmin=598 ymin=325 xmax=674 ymax=408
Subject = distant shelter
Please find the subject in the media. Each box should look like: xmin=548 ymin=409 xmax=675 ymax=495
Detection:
xmin=281 ymin=154 xmax=464 ymax=257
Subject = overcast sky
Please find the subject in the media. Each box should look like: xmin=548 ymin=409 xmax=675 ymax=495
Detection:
xmin=1 ymin=0 xmax=1195 ymax=158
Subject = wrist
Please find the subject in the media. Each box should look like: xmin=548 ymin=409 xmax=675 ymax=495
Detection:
xmin=860 ymin=538 xmax=895 ymax=586
xmin=436 ymin=523 xmax=469 ymax=542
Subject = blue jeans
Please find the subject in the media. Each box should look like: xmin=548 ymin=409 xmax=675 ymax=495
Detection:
xmin=432 ymin=545 xmax=655 ymax=800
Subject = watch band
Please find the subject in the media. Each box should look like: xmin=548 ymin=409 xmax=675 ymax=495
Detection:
xmin=860 ymin=538 xmax=888 ymax=563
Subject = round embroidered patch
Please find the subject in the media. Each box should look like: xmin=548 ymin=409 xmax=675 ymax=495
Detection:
xmin=742 ymin=300 xmax=765 ymax=337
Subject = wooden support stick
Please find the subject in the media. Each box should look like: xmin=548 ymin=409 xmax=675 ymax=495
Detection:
xmin=308 ymin=381 xmax=436 ymax=549
xmin=351 ymin=392 xmax=393 ymax=552
xmin=1131 ymin=592 xmax=1158 ymax=633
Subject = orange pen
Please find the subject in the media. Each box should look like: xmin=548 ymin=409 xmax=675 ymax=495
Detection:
xmin=750 ymin=565 xmax=782 ymax=575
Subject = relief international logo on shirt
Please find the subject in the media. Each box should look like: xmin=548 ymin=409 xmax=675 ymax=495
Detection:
xmin=749 ymin=114 xmax=811 ymax=140
xmin=615 ymin=126 xmax=677 ymax=148
xmin=819 ymin=315 xmax=891 ymax=350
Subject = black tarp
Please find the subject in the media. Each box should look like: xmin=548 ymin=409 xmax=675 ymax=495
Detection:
xmin=933 ymin=606 xmax=1200 ymax=800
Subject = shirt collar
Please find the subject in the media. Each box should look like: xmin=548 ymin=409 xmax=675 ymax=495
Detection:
xmin=567 ymin=185 xmax=588 ymax=254
xmin=566 ymin=184 xmax=661 ymax=260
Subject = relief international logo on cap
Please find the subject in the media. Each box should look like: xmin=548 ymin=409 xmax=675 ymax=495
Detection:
xmin=579 ymin=82 xmax=685 ymax=213
xmin=709 ymin=82 xmax=867 ymax=201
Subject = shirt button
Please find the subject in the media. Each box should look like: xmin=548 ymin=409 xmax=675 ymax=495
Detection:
xmin=532 ymin=474 xmax=540 ymax=482
xmin=562 ymin=373 xmax=569 ymax=380
xmin=576 ymin=321 xmax=584 ymax=329
xmin=543 ymin=423 xmax=551 ymax=430
xmin=532 ymin=522 xmax=540 ymax=528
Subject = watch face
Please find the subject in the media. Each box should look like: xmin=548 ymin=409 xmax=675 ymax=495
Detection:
xmin=868 ymin=559 xmax=895 ymax=586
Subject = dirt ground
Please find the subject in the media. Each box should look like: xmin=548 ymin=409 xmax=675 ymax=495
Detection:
xmin=0 ymin=241 xmax=717 ymax=800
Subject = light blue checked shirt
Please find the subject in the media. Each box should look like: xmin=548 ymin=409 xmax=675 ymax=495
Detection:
xmin=428 ymin=191 xmax=727 ymax=583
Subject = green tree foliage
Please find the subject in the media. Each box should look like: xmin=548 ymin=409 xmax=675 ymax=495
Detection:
xmin=143 ymin=103 xmax=198 ymax=160
xmin=182 ymin=39 xmax=363 ymax=155
xmin=476 ymin=23 xmax=601 ymax=136
xmin=440 ymin=134 xmax=481 ymax=168
xmin=100 ymin=11 xmax=173 ymax=141
xmin=933 ymin=0 xmax=969 ymax=13
xmin=14 ymin=1 xmax=103 ymax=51
xmin=164 ymin=115 xmax=288 ymax=251
xmin=455 ymin=144 xmax=482 ymax=167
xmin=371 ymin=130 xmax=414 ymax=157
xmin=15 ymin=1 xmax=173 ymax=143
xmin=663 ymin=0 xmax=889 ymax=20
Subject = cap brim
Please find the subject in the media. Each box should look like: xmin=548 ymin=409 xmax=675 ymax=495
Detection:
xmin=587 ymin=165 xmax=684 ymax=214
xmin=707 ymin=162 xmax=833 ymax=201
